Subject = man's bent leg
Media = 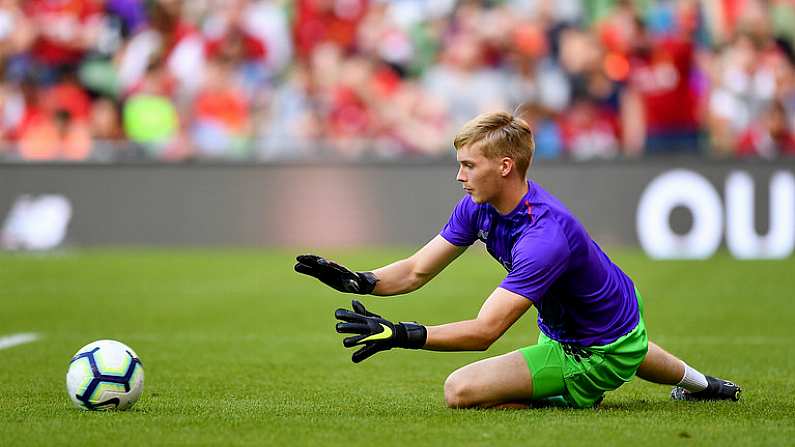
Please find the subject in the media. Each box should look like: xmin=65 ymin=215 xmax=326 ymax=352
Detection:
xmin=637 ymin=340 xmax=741 ymax=401
xmin=444 ymin=351 xmax=534 ymax=409
xmin=636 ymin=341 xmax=686 ymax=385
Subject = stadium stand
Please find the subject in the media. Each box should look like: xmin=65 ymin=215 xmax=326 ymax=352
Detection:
xmin=0 ymin=0 xmax=793 ymax=161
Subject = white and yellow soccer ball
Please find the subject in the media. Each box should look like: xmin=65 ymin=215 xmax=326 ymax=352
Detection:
xmin=66 ymin=340 xmax=144 ymax=410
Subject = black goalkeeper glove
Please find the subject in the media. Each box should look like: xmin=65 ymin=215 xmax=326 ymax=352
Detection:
xmin=294 ymin=254 xmax=378 ymax=294
xmin=335 ymin=300 xmax=427 ymax=363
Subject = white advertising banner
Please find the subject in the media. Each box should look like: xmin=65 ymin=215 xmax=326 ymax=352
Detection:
xmin=637 ymin=169 xmax=794 ymax=259
xmin=1 ymin=160 xmax=793 ymax=259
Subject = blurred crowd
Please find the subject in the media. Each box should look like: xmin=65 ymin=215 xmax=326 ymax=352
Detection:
xmin=1 ymin=0 xmax=794 ymax=162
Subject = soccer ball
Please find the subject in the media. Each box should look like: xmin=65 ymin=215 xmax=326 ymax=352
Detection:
xmin=65 ymin=340 xmax=144 ymax=410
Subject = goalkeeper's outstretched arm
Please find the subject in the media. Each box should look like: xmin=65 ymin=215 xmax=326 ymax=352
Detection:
xmin=423 ymin=287 xmax=531 ymax=351
xmin=295 ymin=235 xmax=465 ymax=296
xmin=371 ymin=235 xmax=466 ymax=296
xmin=335 ymin=287 xmax=531 ymax=362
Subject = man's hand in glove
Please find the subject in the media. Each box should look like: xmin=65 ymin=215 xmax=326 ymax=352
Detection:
xmin=335 ymin=300 xmax=427 ymax=363
xmin=294 ymin=254 xmax=378 ymax=294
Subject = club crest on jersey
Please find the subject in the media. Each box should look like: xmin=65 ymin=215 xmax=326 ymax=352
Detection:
xmin=477 ymin=229 xmax=489 ymax=241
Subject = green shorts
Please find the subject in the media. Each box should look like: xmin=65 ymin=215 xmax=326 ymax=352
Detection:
xmin=518 ymin=288 xmax=649 ymax=408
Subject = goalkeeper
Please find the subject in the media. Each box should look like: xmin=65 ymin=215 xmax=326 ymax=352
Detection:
xmin=295 ymin=111 xmax=741 ymax=409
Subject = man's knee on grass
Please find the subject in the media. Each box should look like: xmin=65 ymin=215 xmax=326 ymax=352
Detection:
xmin=443 ymin=369 xmax=521 ymax=409
xmin=444 ymin=370 xmax=481 ymax=408
xmin=444 ymin=351 xmax=536 ymax=409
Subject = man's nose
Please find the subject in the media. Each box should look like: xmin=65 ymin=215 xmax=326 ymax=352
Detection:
xmin=456 ymin=166 xmax=465 ymax=182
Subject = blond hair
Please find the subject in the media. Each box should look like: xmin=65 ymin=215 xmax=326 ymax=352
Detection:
xmin=453 ymin=111 xmax=535 ymax=177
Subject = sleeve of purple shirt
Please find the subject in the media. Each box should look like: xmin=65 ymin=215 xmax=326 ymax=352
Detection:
xmin=439 ymin=196 xmax=478 ymax=247
xmin=499 ymin=230 xmax=571 ymax=304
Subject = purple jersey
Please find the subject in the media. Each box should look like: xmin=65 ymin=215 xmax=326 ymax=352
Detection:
xmin=440 ymin=180 xmax=639 ymax=346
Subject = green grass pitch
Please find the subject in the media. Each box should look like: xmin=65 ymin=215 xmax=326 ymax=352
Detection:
xmin=1 ymin=248 xmax=794 ymax=446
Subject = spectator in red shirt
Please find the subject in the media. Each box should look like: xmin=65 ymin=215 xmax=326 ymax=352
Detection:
xmin=326 ymin=55 xmax=377 ymax=157
xmin=16 ymin=74 xmax=93 ymax=160
xmin=558 ymin=91 xmax=621 ymax=160
xmin=622 ymin=15 xmax=701 ymax=155
xmin=293 ymin=0 xmax=368 ymax=59
xmin=737 ymin=100 xmax=795 ymax=158
xmin=190 ymin=54 xmax=251 ymax=159
xmin=22 ymin=0 xmax=104 ymax=82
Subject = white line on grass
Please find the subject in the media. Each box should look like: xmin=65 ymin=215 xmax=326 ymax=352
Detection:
xmin=0 ymin=333 xmax=40 ymax=351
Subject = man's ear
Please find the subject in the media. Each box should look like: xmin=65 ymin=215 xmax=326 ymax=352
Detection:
xmin=499 ymin=157 xmax=514 ymax=177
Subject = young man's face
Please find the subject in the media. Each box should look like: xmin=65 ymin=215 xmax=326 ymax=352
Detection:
xmin=456 ymin=144 xmax=504 ymax=204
